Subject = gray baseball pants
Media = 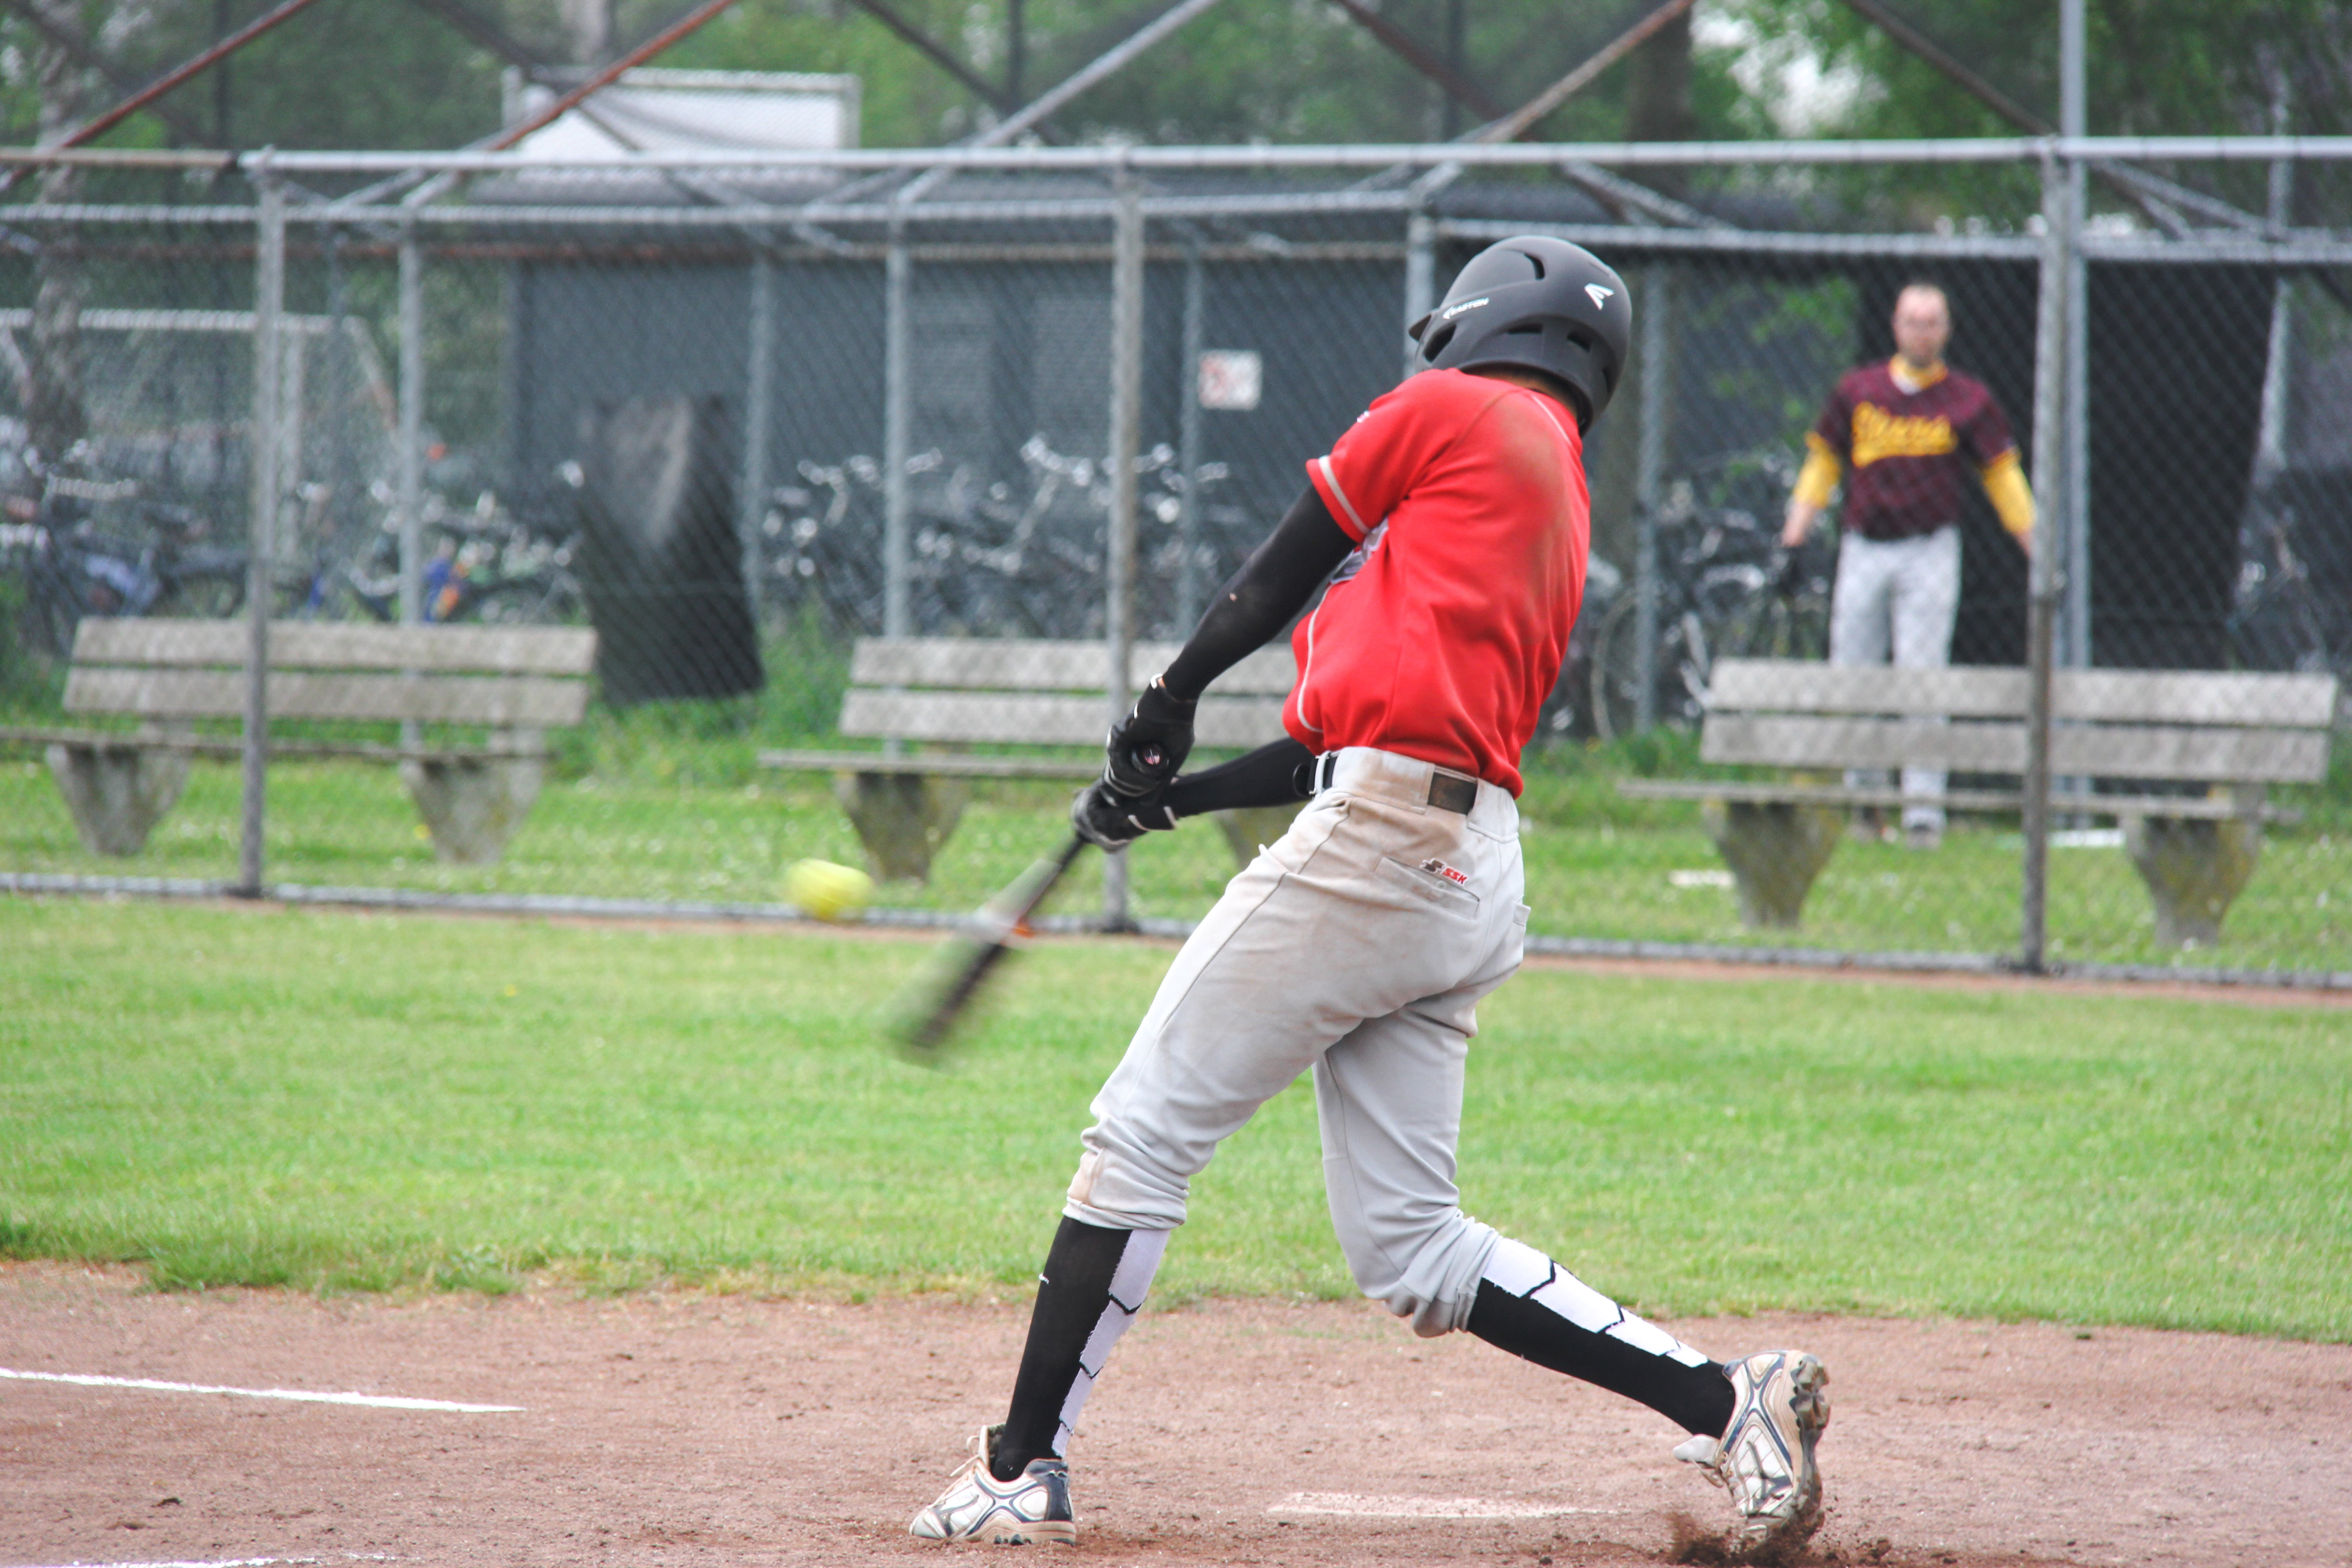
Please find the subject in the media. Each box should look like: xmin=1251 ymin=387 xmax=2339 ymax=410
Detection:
xmin=1063 ymin=745 xmax=1528 ymax=1338
xmin=1829 ymin=524 xmax=1961 ymax=832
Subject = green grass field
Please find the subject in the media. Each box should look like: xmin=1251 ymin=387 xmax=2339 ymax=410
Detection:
xmin=5 ymin=752 xmax=2348 ymax=971
xmin=4 ymin=896 xmax=2347 ymax=1339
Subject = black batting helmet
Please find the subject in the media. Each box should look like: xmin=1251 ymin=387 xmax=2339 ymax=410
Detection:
xmin=1408 ymin=236 xmax=1630 ymax=431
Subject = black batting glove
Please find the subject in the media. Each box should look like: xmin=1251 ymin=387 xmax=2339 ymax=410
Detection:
xmin=1104 ymin=678 xmax=1197 ymax=799
xmin=1769 ymin=546 xmax=1806 ymax=599
xmin=1070 ymin=780 xmax=1179 ymax=850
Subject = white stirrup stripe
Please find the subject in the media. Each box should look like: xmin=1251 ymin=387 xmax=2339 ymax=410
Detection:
xmin=1051 ymin=1228 xmax=1169 ymax=1455
xmin=1479 ymin=1240 xmax=1711 ymax=1369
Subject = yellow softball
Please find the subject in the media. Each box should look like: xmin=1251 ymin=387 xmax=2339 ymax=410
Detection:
xmin=785 ymin=858 xmax=875 ymax=922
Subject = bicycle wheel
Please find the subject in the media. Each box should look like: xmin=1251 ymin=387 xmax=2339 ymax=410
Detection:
xmin=155 ymin=569 xmax=246 ymax=620
xmin=24 ymin=580 xmax=81 ymax=658
xmin=1589 ymin=594 xmax=1697 ymax=741
xmin=1715 ymin=585 xmax=1829 ymax=663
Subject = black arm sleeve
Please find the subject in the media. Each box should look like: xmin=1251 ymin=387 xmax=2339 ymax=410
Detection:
xmin=1158 ymin=485 xmax=1356 ymax=702
xmin=1162 ymin=737 xmax=1316 ymax=817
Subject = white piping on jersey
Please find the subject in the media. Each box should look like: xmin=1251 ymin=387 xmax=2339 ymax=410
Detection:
xmin=1290 ymin=522 xmax=1382 ymax=740
xmin=1316 ymin=455 xmax=1371 ymax=536
xmin=1290 ymin=597 xmax=1324 ymax=739
xmin=1518 ymin=384 xmax=1575 ymax=446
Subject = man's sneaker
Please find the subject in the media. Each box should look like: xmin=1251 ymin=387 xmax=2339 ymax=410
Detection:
xmin=1673 ymin=1350 xmax=1830 ymax=1555
xmin=908 ymin=1424 xmax=1076 ymax=1545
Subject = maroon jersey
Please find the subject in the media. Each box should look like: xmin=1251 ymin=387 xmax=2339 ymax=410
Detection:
xmin=1810 ymin=359 xmax=2019 ymax=541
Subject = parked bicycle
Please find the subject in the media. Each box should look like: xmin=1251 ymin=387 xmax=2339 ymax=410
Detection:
xmin=757 ymin=437 xmax=1237 ymax=639
xmin=2229 ymin=475 xmax=2352 ymax=680
xmin=3 ymin=454 xmax=247 ymax=658
xmin=1587 ymin=452 xmax=1831 ymax=741
xmin=343 ymin=488 xmax=584 ymax=626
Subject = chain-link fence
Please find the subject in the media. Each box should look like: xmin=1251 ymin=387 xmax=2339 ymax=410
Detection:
xmin=2 ymin=141 xmax=2346 ymax=979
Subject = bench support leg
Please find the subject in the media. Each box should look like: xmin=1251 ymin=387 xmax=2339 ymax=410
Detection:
xmin=837 ymin=771 xmax=966 ymax=883
xmin=2123 ymin=808 xmax=2260 ymax=949
xmin=400 ymin=757 xmax=545 ymax=866
xmin=48 ymin=739 xmax=191 ymax=857
xmin=1701 ymin=798 xmax=1842 ymax=929
xmin=1213 ymin=805 xmax=1303 ymax=869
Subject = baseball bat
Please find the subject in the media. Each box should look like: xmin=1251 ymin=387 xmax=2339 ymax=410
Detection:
xmin=897 ymin=833 xmax=1088 ymax=1063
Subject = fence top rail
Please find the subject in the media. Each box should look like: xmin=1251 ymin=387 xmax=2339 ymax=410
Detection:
xmin=8 ymin=204 xmax=2352 ymax=267
xmin=10 ymin=135 xmax=2352 ymax=179
xmin=71 ymin=617 xmax=597 ymax=677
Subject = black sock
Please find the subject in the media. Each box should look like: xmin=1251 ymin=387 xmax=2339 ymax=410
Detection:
xmin=992 ymin=1217 xmax=1166 ymax=1481
xmin=1468 ymin=1277 xmax=1736 ymax=1437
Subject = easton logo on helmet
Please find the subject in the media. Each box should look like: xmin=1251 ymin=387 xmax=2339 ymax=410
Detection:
xmin=1585 ymin=284 xmax=1615 ymax=308
xmin=1441 ymin=296 xmax=1491 ymax=321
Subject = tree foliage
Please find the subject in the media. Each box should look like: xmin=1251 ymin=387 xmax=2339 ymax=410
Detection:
xmin=0 ymin=0 xmax=2339 ymax=171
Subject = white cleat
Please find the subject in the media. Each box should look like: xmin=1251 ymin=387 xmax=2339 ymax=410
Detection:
xmin=1676 ymin=1350 xmax=1830 ymax=1557
xmin=909 ymin=1424 xmax=1077 ymax=1545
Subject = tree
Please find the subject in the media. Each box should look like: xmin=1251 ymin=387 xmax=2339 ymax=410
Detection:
xmin=1715 ymin=0 xmax=2352 ymax=224
xmin=25 ymin=0 xmax=91 ymax=463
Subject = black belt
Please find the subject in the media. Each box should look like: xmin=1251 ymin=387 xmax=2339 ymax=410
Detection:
xmin=1306 ymin=754 xmax=1478 ymax=814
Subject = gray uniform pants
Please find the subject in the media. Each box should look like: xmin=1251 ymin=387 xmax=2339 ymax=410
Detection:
xmin=1064 ymin=746 xmax=1528 ymax=1338
xmin=1829 ymin=524 xmax=1961 ymax=832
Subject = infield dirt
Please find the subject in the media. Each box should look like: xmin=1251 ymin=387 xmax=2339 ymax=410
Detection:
xmin=4 ymin=1262 xmax=2345 ymax=1568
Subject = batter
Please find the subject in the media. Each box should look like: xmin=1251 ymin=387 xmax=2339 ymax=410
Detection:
xmin=911 ymin=238 xmax=1829 ymax=1556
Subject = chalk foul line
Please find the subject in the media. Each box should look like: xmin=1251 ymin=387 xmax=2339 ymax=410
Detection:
xmin=0 ymin=1367 xmax=520 ymax=1413
xmin=10 ymin=1556 xmax=394 ymax=1568
xmin=1270 ymin=1492 xmax=1619 ymax=1519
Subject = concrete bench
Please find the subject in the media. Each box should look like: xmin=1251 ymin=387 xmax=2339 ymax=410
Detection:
xmin=0 ymin=617 xmax=596 ymax=865
xmin=1619 ymin=657 xmax=2341 ymax=945
xmin=760 ymin=636 xmax=1297 ymax=882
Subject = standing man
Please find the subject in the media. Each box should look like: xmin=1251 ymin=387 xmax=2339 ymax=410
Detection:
xmin=1782 ymin=280 xmax=2035 ymax=849
xmin=910 ymin=238 xmax=1830 ymax=1557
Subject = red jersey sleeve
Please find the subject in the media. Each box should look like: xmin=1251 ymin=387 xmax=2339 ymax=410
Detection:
xmin=1306 ymin=372 xmax=1486 ymax=542
xmin=1958 ymin=381 xmax=2019 ymax=465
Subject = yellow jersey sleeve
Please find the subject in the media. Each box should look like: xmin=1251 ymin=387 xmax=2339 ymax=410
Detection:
xmin=1791 ymin=432 xmax=1843 ymax=509
xmin=1980 ymin=449 xmax=2034 ymax=537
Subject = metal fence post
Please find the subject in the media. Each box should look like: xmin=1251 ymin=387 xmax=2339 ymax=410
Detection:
xmin=396 ymin=219 xmax=425 ymax=630
xmin=237 ymin=163 xmax=286 ymax=899
xmin=883 ymin=220 xmax=912 ymax=647
xmin=1102 ymin=167 xmax=1145 ymax=931
xmin=1632 ymin=263 xmax=1672 ymax=733
xmin=742 ymin=246 xmax=777 ymax=623
xmin=2255 ymin=100 xmax=2295 ymax=485
xmin=1403 ymin=206 xmax=1435 ymax=379
xmin=2020 ymin=149 xmax=2069 ymax=972
xmin=2059 ymin=0 xmax=2090 ymax=673
xmin=1174 ymin=237 xmax=1205 ymax=629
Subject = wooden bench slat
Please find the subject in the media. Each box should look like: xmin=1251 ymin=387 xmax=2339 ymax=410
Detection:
xmin=847 ymin=637 xmax=1295 ymax=696
xmin=70 ymin=617 xmax=597 ymax=677
xmin=1706 ymin=661 xmax=2028 ymax=718
xmin=758 ymin=749 xmax=1098 ymax=779
xmin=2055 ymin=668 xmax=2339 ymax=727
xmin=1613 ymin=778 xmax=2298 ymax=822
xmin=1707 ymin=659 xmax=2341 ymax=727
xmin=65 ymin=668 xmax=591 ymax=727
xmin=1701 ymin=715 xmax=2330 ymax=783
xmin=839 ymin=689 xmax=1288 ymax=749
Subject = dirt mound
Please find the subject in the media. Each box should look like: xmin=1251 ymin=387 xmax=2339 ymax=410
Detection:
xmin=3 ymin=1263 xmax=2344 ymax=1567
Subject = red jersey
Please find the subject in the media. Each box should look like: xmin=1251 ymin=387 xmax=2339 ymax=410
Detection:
xmin=1811 ymin=359 xmax=2019 ymax=541
xmin=1294 ymin=368 xmax=1588 ymax=796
